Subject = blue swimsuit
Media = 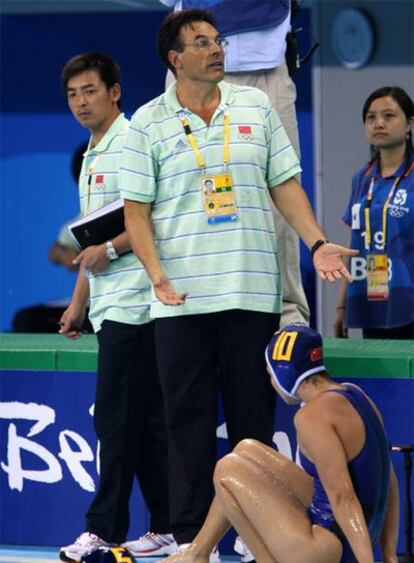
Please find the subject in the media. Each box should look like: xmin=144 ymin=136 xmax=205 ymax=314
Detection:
xmin=299 ymin=384 xmax=390 ymax=563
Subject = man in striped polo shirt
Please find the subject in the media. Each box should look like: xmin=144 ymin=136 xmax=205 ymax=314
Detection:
xmin=58 ymin=52 xmax=175 ymax=562
xmin=119 ymin=10 xmax=357 ymax=552
xmin=159 ymin=0 xmax=311 ymax=336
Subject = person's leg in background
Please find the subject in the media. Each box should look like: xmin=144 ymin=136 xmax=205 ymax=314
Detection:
xmin=225 ymin=67 xmax=309 ymax=328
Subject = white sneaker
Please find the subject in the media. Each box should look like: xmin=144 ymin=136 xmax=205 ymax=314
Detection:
xmin=234 ymin=536 xmax=255 ymax=563
xmin=59 ymin=532 xmax=113 ymax=562
xmin=178 ymin=543 xmax=221 ymax=563
xmin=122 ymin=532 xmax=177 ymax=557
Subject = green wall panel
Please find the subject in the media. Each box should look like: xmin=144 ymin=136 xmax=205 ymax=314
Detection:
xmin=1 ymin=333 xmax=413 ymax=378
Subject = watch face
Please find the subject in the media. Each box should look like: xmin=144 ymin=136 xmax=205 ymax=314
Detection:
xmin=106 ymin=243 xmax=118 ymax=261
xmin=332 ymin=9 xmax=375 ymax=69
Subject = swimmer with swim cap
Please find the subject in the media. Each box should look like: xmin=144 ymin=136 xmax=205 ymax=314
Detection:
xmin=162 ymin=326 xmax=399 ymax=563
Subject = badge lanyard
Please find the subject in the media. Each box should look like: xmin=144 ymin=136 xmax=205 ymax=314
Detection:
xmin=364 ymin=175 xmax=402 ymax=250
xmin=179 ymin=110 xmax=237 ymax=225
xmin=179 ymin=110 xmax=230 ymax=172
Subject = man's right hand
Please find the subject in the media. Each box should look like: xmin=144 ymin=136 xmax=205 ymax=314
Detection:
xmin=59 ymin=303 xmax=86 ymax=339
xmin=153 ymin=273 xmax=188 ymax=306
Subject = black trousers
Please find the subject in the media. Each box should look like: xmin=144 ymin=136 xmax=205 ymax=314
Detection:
xmin=363 ymin=321 xmax=414 ymax=340
xmin=155 ymin=309 xmax=279 ymax=543
xmin=12 ymin=304 xmax=93 ymax=333
xmin=86 ymin=320 xmax=170 ymax=543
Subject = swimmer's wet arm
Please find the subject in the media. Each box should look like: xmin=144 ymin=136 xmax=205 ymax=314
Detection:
xmin=296 ymin=410 xmax=374 ymax=563
xmin=380 ymin=465 xmax=399 ymax=563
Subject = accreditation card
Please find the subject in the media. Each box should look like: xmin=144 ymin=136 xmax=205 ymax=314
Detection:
xmin=366 ymin=253 xmax=389 ymax=301
xmin=202 ymin=173 xmax=238 ymax=225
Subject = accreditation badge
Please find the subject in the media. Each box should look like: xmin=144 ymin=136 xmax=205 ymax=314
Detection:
xmin=202 ymin=173 xmax=238 ymax=225
xmin=366 ymin=254 xmax=389 ymax=301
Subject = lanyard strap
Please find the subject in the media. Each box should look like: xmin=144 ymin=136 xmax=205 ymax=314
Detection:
xmin=85 ymin=155 xmax=99 ymax=214
xmin=179 ymin=110 xmax=230 ymax=172
xmin=364 ymin=175 xmax=401 ymax=249
xmin=223 ymin=111 xmax=230 ymax=166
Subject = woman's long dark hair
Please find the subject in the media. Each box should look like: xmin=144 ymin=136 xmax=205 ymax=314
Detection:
xmin=362 ymin=86 xmax=414 ymax=171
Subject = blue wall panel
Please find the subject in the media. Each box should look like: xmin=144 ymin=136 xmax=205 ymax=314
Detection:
xmin=1 ymin=12 xmax=166 ymax=331
xmin=0 ymin=368 xmax=149 ymax=546
xmin=1 ymin=367 xmax=412 ymax=554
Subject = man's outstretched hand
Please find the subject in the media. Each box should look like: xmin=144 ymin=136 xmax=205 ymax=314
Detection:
xmin=313 ymin=243 xmax=358 ymax=283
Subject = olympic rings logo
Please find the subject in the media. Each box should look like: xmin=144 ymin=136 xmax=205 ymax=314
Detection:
xmin=388 ymin=207 xmax=406 ymax=218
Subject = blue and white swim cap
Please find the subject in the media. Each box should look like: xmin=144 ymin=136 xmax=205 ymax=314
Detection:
xmin=265 ymin=325 xmax=326 ymax=404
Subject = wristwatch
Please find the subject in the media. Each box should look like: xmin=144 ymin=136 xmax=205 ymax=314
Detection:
xmin=105 ymin=241 xmax=119 ymax=261
xmin=311 ymin=238 xmax=329 ymax=258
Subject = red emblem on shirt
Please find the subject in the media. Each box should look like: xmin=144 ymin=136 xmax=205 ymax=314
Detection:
xmin=238 ymin=125 xmax=254 ymax=141
xmin=238 ymin=126 xmax=252 ymax=134
xmin=96 ymin=175 xmax=104 ymax=183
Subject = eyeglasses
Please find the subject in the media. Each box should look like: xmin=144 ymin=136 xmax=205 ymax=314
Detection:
xmin=182 ymin=37 xmax=229 ymax=51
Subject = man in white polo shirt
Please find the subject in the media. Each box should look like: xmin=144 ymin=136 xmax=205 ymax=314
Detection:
xmin=58 ymin=52 xmax=175 ymax=562
xmin=119 ymin=9 xmax=356 ymax=554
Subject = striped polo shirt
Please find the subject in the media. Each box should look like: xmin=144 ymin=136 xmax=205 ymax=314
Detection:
xmin=119 ymin=82 xmax=301 ymax=318
xmin=79 ymin=113 xmax=151 ymax=331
